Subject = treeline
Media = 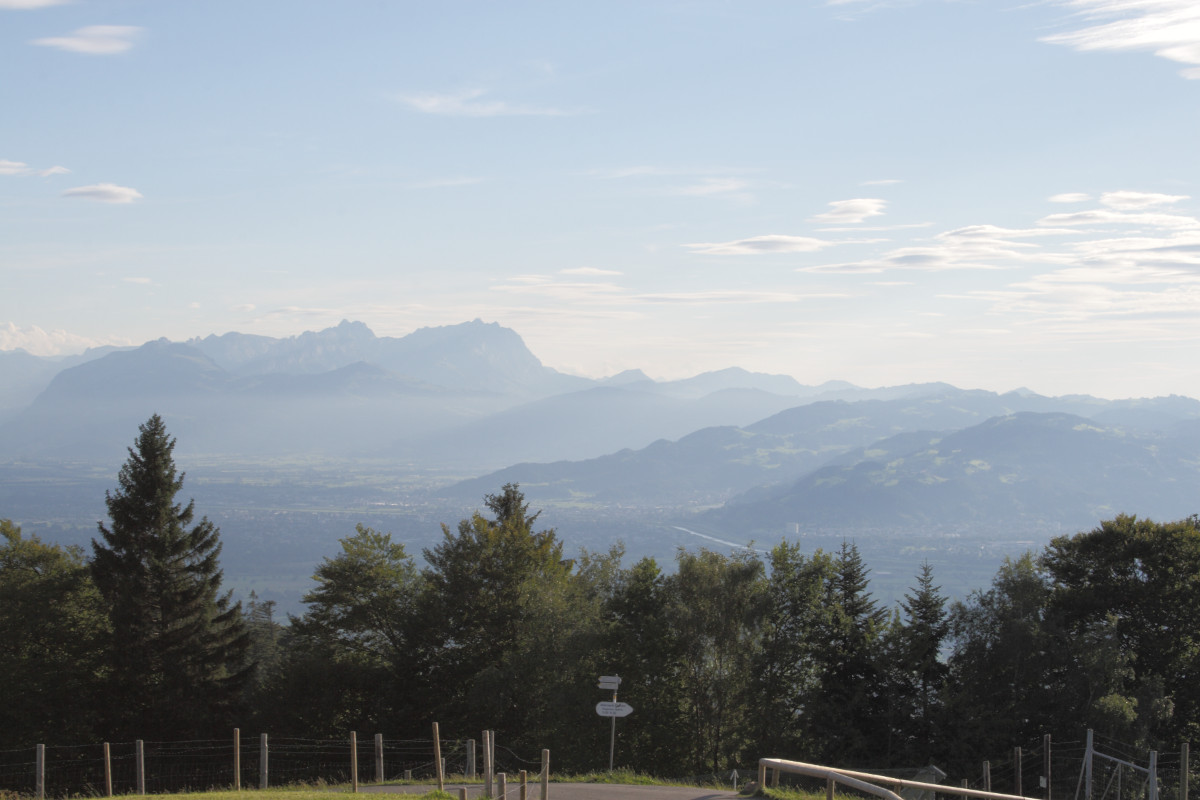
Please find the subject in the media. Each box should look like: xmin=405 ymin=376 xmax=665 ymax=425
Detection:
xmin=3 ymin=415 xmax=1200 ymax=778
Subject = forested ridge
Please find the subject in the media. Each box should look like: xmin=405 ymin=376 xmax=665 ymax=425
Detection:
xmin=3 ymin=417 xmax=1200 ymax=779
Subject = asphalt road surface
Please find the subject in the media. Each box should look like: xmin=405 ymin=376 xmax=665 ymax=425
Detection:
xmin=361 ymin=782 xmax=746 ymax=800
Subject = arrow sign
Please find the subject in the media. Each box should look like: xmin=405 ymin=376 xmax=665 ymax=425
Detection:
xmin=597 ymin=675 xmax=621 ymax=690
xmin=596 ymin=701 xmax=634 ymax=718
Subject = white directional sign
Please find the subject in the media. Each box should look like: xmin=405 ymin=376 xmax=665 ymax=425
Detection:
xmin=597 ymin=675 xmax=621 ymax=690
xmin=596 ymin=701 xmax=634 ymax=718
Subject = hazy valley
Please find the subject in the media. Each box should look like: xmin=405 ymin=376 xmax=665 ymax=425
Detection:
xmin=4 ymin=319 xmax=1197 ymax=612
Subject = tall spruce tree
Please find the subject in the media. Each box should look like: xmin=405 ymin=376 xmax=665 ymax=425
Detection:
xmin=91 ymin=414 xmax=250 ymax=740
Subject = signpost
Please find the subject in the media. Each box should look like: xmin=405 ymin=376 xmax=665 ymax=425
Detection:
xmin=595 ymin=675 xmax=631 ymax=772
xmin=595 ymin=701 xmax=633 ymax=717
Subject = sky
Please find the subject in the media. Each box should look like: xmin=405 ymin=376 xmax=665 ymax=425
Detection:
xmin=2 ymin=0 xmax=1199 ymax=399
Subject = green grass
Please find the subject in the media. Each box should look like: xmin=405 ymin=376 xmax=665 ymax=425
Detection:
xmin=760 ymin=790 xmax=844 ymax=800
xmin=72 ymin=792 xmax=457 ymax=800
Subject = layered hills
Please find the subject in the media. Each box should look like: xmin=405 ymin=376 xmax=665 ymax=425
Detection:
xmin=3 ymin=318 xmax=1198 ymax=603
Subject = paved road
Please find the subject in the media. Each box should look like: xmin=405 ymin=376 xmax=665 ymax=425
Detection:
xmin=361 ymin=782 xmax=745 ymax=800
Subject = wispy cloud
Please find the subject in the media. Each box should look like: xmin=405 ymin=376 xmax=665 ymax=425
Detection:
xmin=1039 ymin=208 xmax=1200 ymax=230
xmin=1049 ymin=192 xmax=1091 ymax=203
xmin=0 ymin=0 xmax=69 ymax=8
xmin=1099 ymin=190 xmax=1189 ymax=210
xmin=62 ymin=183 xmax=142 ymax=203
xmin=816 ymin=222 xmax=933 ymax=233
xmin=397 ymin=88 xmax=578 ymax=117
xmin=0 ymin=158 xmax=68 ymax=177
xmin=560 ymin=267 xmax=623 ymax=276
xmin=669 ymin=177 xmax=754 ymax=203
xmin=804 ymin=224 xmax=1072 ymax=274
xmin=33 ymin=25 xmax=143 ymax=55
xmin=810 ymin=198 xmax=887 ymax=224
xmin=684 ymin=234 xmax=839 ymax=256
xmin=633 ymin=289 xmax=848 ymax=305
xmin=1043 ymin=0 xmax=1200 ymax=79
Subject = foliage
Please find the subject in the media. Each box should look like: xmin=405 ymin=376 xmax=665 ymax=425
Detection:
xmin=0 ymin=519 xmax=109 ymax=748
xmin=259 ymin=524 xmax=423 ymax=735
xmin=90 ymin=414 xmax=251 ymax=739
xmin=1042 ymin=514 xmax=1200 ymax=745
xmin=16 ymin=451 xmax=1200 ymax=792
xmin=414 ymin=483 xmax=571 ymax=733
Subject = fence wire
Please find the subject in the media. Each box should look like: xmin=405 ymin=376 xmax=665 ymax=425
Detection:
xmin=0 ymin=734 xmax=538 ymax=797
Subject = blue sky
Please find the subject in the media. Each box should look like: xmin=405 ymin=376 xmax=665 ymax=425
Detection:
xmin=2 ymin=0 xmax=1199 ymax=398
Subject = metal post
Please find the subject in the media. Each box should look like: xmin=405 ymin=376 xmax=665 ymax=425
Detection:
xmin=104 ymin=742 xmax=113 ymax=797
xmin=351 ymin=731 xmax=359 ymax=793
xmin=1016 ymin=747 xmax=1023 ymax=797
xmin=259 ymin=733 xmax=268 ymax=790
xmin=467 ymin=739 xmax=476 ymax=779
xmin=233 ymin=729 xmax=241 ymax=791
xmin=136 ymin=740 xmax=145 ymax=796
xmin=541 ymin=749 xmax=549 ymax=800
xmin=1086 ymin=730 xmax=1094 ymax=800
xmin=985 ymin=761 xmax=992 ymax=792
xmin=1151 ymin=750 xmax=1159 ymax=800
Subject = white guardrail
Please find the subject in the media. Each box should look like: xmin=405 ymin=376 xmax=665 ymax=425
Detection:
xmin=757 ymin=758 xmax=1042 ymax=800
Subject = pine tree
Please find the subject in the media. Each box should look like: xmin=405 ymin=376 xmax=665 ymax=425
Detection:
xmin=91 ymin=414 xmax=250 ymax=739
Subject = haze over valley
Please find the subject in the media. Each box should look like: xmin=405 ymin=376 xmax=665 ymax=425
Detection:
xmin=3 ymin=319 xmax=1196 ymax=612
xmin=5 ymin=0 xmax=1200 ymax=614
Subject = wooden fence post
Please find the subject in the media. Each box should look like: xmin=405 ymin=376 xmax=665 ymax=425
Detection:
xmin=467 ymin=739 xmax=476 ymax=779
xmin=827 ymin=775 xmax=836 ymax=800
xmin=541 ymin=749 xmax=549 ymax=800
xmin=1044 ymin=734 xmax=1052 ymax=800
xmin=984 ymin=761 xmax=991 ymax=792
xmin=433 ymin=722 xmax=444 ymax=792
xmin=459 ymin=790 xmax=467 ymax=800
xmin=499 ymin=772 xmax=507 ymax=800
xmin=1182 ymin=742 xmax=1189 ymax=800
xmin=259 ymin=733 xmax=268 ymax=790
xmin=484 ymin=730 xmax=494 ymax=798
xmin=233 ymin=729 xmax=241 ymax=791
xmin=351 ymin=731 xmax=359 ymax=793
xmin=520 ymin=769 xmax=528 ymax=800
xmin=758 ymin=762 xmax=766 ymax=790
xmin=375 ymin=733 xmax=384 ymax=784
xmin=135 ymin=740 xmax=145 ymax=796
xmin=104 ymin=742 xmax=113 ymax=797
xmin=1015 ymin=747 xmax=1023 ymax=797
xmin=36 ymin=744 xmax=45 ymax=800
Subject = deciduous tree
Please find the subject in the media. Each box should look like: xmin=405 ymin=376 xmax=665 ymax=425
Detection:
xmin=0 ymin=520 xmax=108 ymax=748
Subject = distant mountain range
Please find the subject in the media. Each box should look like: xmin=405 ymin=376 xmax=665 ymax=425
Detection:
xmin=3 ymin=319 xmax=1198 ymax=539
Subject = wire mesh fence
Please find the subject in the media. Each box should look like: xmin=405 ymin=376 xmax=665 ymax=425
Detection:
xmin=0 ymin=732 xmax=545 ymax=798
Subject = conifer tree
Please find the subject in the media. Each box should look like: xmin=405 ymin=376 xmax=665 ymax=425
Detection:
xmin=91 ymin=414 xmax=250 ymax=739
